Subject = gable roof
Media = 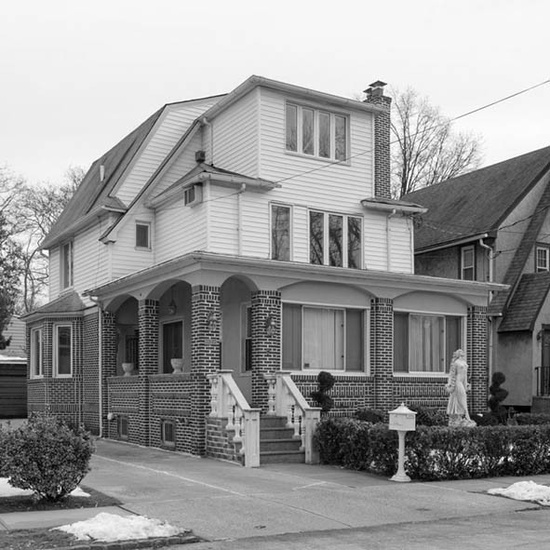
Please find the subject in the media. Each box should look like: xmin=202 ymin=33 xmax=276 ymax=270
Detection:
xmin=498 ymin=272 xmax=550 ymax=332
xmin=404 ymin=145 xmax=550 ymax=252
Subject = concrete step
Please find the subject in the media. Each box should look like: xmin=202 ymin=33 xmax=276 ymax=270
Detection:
xmin=260 ymin=438 xmax=302 ymax=452
xmin=260 ymin=415 xmax=288 ymax=429
xmin=260 ymin=426 xmax=295 ymax=440
xmin=260 ymin=450 xmax=305 ymax=465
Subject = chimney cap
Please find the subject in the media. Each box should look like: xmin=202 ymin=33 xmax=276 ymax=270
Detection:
xmin=369 ymin=80 xmax=387 ymax=88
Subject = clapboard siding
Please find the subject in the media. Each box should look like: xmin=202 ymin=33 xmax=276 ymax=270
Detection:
xmin=257 ymin=88 xmax=373 ymax=212
xmin=212 ymin=89 xmax=258 ymax=176
xmin=208 ymin=185 xmax=239 ymax=255
xmin=364 ymin=211 xmax=389 ymax=271
xmin=390 ymin=217 xmax=413 ymax=273
xmin=110 ymin=206 xmax=155 ymax=280
xmin=49 ymin=247 xmax=60 ymax=301
xmin=116 ymin=97 xmax=221 ymax=206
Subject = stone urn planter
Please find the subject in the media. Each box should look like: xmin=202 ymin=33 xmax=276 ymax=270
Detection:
xmin=171 ymin=358 xmax=184 ymax=374
xmin=122 ymin=362 xmax=135 ymax=376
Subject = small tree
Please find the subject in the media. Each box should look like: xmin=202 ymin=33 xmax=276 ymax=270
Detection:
xmin=3 ymin=414 xmax=95 ymax=502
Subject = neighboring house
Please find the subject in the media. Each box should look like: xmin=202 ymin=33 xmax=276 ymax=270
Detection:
xmin=24 ymin=76 xmax=500 ymax=465
xmin=0 ymin=318 xmax=27 ymax=417
xmin=405 ymin=145 xmax=550 ymax=412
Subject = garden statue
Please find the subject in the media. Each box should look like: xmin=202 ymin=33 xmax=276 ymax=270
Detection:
xmin=445 ymin=349 xmax=476 ymax=427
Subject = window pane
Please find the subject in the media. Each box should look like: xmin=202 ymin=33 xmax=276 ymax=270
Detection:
xmin=319 ymin=112 xmax=330 ymax=158
xmin=163 ymin=321 xmax=183 ymax=374
xmin=346 ymin=309 xmax=363 ymax=371
xmin=304 ymin=308 xmax=344 ymax=370
xmin=537 ymin=248 xmax=549 ymax=272
xmin=461 ymin=247 xmax=474 ymax=280
xmin=271 ymin=205 xmax=290 ymax=261
xmin=57 ymin=326 xmax=71 ymax=375
xmin=282 ymin=304 xmax=302 ymax=370
xmin=136 ymin=224 xmax=149 ymax=248
xmin=286 ymin=105 xmax=297 ymax=152
xmin=302 ymin=108 xmax=314 ymax=155
xmin=335 ymin=115 xmax=347 ymax=161
xmin=410 ymin=315 xmax=445 ymax=372
xmin=32 ymin=330 xmax=41 ymax=376
xmin=310 ymin=211 xmax=324 ymax=264
xmin=393 ymin=313 xmax=409 ymax=372
xmin=446 ymin=316 xmax=461 ymax=371
xmin=329 ymin=215 xmax=343 ymax=267
xmin=62 ymin=242 xmax=73 ymax=288
xmin=348 ymin=217 xmax=362 ymax=269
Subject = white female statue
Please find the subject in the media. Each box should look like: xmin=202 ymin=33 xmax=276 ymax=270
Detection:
xmin=445 ymin=349 xmax=476 ymax=427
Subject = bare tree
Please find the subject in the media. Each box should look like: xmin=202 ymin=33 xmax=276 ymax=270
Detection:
xmin=391 ymin=88 xmax=482 ymax=198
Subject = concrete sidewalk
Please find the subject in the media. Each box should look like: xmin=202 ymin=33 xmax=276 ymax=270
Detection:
xmin=1 ymin=438 xmax=549 ymax=546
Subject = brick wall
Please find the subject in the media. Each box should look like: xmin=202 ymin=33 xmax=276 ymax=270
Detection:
xmin=468 ymin=305 xmax=488 ymax=414
xmin=371 ymin=297 xmax=394 ymax=412
xmin=106 ymin=376 xmax=140 ymax=441
xmin=205 ymin=417 xmax=242 ymax=464
xmin=82 ymin=312 xmax=99 ymax=432
xmin=190 ymin=286 xmax=221 ymax=456
xmin=251 ymin=290 xmax=281 ymax=410
xmin=393 ymin=377 xmax=448 ymax=410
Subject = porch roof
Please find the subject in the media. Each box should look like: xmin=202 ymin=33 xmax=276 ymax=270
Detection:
xmin=83 ymin=251 xmax=507 ymax=308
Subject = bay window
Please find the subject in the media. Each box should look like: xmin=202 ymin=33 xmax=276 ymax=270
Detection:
xmin=283 ymin=304 xmax=366 ymax=372
xmin=30 ymin=328 xmax=43 ymax=378
xmin=310 ymin=211 xmax=362 ymax=268
xmin=394 ymin=312 xmax=463 ymax=374
xmin=286 ymin=104 xmax=348 ymax=161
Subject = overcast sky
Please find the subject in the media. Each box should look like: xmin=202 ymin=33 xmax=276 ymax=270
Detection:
xmin=2 ymin=0 xmax=549 ymax=186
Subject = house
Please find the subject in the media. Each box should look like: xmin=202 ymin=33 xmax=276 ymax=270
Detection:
xmin=24 ymin=76 xmax=501 ymax=465
xmin=405 ymin=145 xmax=550 ymax=412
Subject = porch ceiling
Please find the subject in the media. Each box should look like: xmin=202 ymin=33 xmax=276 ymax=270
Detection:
xmin=83 ymin=252 xmax=506 ymax=306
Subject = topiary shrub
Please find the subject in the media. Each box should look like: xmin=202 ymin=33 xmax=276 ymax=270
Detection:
xmin=310 ymin=371 xmax=336 ymax=414
xmin=2 ymin=414 xmax=95 ymax=502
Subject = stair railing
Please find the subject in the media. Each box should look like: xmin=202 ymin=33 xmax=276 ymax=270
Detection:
xmin=264 ymin=371 xmax=321 ymax=464
xmin=207 ymin=370 xmax=260 ymax=467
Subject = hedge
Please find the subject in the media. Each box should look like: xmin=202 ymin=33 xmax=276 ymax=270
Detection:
xmin=314 ymin=417 xmax=550 ymax=480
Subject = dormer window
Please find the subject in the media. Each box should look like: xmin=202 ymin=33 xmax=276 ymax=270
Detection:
xmin=61 ymin=241 xmax=73 ymax=289
xmin=286 ymin=104 xmax=348 ymax=162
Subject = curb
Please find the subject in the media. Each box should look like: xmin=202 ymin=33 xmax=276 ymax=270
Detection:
xmin=47 ymin=532 xmax=203 ymax=549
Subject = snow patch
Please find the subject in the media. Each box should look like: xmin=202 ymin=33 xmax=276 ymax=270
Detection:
xmin=488 ymin=481 xmax=550 ymax=505
xmin=54 ymin=512 xmax=184 ymax=542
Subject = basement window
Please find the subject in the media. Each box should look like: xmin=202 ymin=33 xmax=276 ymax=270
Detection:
xmin=117 ymin=416 xmax=129 ymax=440
xmin=161 ymin=420 xmax=176 ymax=449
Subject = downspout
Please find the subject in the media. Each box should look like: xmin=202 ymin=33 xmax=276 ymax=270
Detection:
xmin=237 ymin=183 xmax=246 ymax=255
xmin=89 ymin=296 xmax=104 ymax=437
xmin=479 ymin=237 xmax=495 ymax=377
xmin=386 ymin=209 xmax=397 ymax=271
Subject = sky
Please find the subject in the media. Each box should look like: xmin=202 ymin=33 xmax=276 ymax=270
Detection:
xmin=2 ymin=0 xmax=550 ymax=186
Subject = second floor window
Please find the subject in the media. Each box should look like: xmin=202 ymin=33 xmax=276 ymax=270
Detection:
xmin=536 ymin=246 xmax=550 ymax=272
xmin=61 ymin=241 xmax=73 ymax=289
xmin=286 ymin=104 xmax=348 ymax=161
xmin=271 ymin=204 xmax=291 ymax=261
xmin=310 ymin=211 xmax=362 ymax=268
xmin=461 ymin=245 xmax=475 ymax=280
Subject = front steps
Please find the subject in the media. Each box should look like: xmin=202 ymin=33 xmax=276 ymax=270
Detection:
xmin=259 ymin=415 xmax=304 ymax=464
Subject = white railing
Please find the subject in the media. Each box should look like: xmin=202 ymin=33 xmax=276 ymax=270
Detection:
xmin=207 ymin=370 xmax=260 ymax=468
xmin=264 ymin=371 xmax=322 ymax=464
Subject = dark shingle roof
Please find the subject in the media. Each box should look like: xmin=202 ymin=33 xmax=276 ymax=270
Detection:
xmin=22 ymin=291 xmax=86 ymax=321
xmin=405 ymin=146 xmax=550 ymax=251
xmin=498 ymin=272 xmax=550 ymax=332
xmin=41 ymin=107 xmax=165 ymax=249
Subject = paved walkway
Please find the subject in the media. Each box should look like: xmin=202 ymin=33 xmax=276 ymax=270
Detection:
xmin=1 ymin=438 xmax=550 ymax=548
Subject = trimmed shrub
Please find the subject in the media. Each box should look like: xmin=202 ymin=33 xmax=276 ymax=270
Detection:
xmin=314 ymin=417 xmax=550 ymax=480
xmin=407 ymin=405 xmax=447 ymax=427
xmin=310 ymin=371 xmax=336 ymax=414
xmin=2 ymin=414 xmax=95 ymax=501
xmin=355 ymin=408 xmax=384 ymax=424
xmin=515 ymin=413 xmax=550 ymax=425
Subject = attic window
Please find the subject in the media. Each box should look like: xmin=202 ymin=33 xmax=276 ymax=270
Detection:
xmin=135 ymin=222 xmax=150 ymax=249
xmin=536 ymin=246 xmax=550 ymax=272
xmin=184 ymin=184 xmax=202 ymax=206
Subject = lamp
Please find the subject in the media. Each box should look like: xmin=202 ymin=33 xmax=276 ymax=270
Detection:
xmin=168 ymin=287 xmax=177 ymax=315
xmin=265 ymin=315 xmax=275 ymax=337
xmin=208 ymin=310 xmax=217 ymax=331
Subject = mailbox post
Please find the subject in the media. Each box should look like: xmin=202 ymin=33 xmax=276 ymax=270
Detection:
xmin=388 ymin=403 xmax=417 ymax=482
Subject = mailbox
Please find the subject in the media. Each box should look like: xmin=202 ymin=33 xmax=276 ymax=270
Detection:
xmin=389 ymin=403 xmax=416 ymax=432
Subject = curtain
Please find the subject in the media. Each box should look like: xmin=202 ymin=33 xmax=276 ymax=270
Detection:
xmin=304 ymin=308 xmax=344 ymax=370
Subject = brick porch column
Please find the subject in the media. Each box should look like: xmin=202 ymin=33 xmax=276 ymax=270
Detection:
xmin=137 ymin=299 xmax=159 ymax=447
xmin=468 ymin=305 xmax=488 ymax=414
xmin=190 ymin=285 xmax=221 ymax=456
xmin=371 ymin=297 xmax=394 ymax=413
xmin=101 ymin=310 xmax=117 ymax=437
xmin=251 ymin=290 xmax=281 ymax=410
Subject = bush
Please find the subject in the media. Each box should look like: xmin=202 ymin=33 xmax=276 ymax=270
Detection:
xmin=515 ymin=413 xmax=550 ymax=425
xmin=314 ymin=417 xmax=550 ymax=480
xmin=407 ymin=405 xmax=447 ymax=427
xmin=2 ymin=414 xmax=95 ymax=501
xmin=355 ymin=408 xmax=384 ymax=424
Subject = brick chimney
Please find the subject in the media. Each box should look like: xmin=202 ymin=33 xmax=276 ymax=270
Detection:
xmin=363 ymin=81 xmax=391 ymax=199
